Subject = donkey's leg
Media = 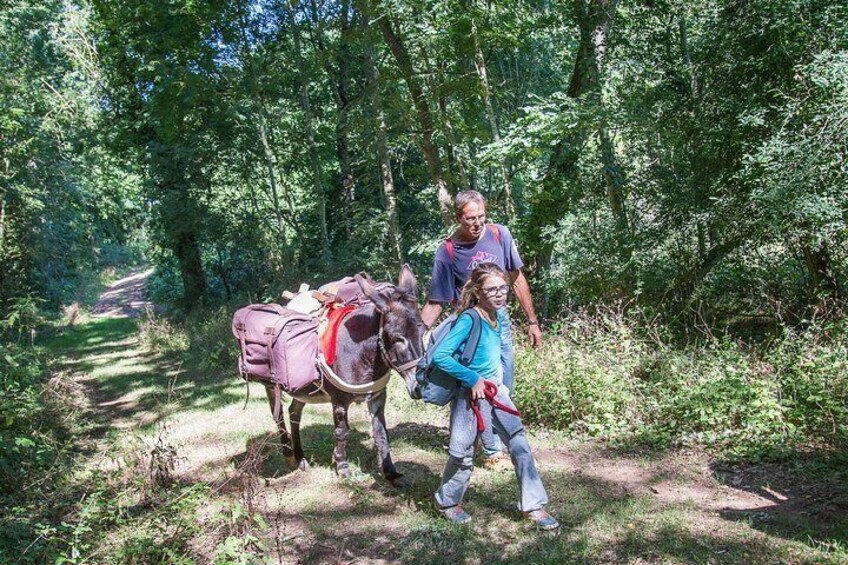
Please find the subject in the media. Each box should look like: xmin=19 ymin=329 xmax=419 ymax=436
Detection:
xmin=288 ymin=398 xmax=309 ymax=471
xmin=331 ymin=402 xmax=352 ymax=478
xmin=264 ymin=385 xmax=295 ymax=465
xmin=367 ymin=391 xmax=402 ymax=481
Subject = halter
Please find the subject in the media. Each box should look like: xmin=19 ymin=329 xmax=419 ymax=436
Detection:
xmin=376 ymin=311 xmax=423 ymax=373
xmin=315 ymin=305 xmax=422 ymax=396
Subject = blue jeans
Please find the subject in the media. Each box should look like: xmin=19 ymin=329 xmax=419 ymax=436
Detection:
xmin=481 ymin=309 xmax=514 ymax=457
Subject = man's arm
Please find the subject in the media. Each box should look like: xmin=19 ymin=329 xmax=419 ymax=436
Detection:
xmin=421 ymin=300 xmax=444 ymax=328
xmin=509 ymin=269 xmax=542 ymax=347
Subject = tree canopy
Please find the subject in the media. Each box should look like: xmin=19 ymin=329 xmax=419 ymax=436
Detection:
xmin=1 ymin=0 xmax=846 ymax=323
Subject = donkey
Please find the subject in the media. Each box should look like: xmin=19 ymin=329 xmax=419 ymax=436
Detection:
xmin=264 ymin=265 xmax=425 ymax=481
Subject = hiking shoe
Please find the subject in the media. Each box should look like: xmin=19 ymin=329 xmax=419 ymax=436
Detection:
xmin=526 ymin=509 xmax=560 ymax=531
xmin=483 ymin=452 xmax=511 ymax=471
xmin=439 ymin=504 xmax=472 ymax=525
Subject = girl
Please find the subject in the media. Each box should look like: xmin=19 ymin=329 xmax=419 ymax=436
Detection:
xmin=432 ymin=263 xmax=559 ymax=530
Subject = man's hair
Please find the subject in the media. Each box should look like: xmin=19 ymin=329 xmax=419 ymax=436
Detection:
xmin=454 ymin=190 xmax=487 ymax=219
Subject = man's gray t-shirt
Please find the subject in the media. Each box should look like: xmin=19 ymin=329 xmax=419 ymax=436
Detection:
xmin=428 ymin=224 xmax=524 ymax=303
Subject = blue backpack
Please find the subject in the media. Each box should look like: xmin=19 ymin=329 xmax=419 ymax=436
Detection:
xmin=415 ymin=309 xmax=483 ymax=406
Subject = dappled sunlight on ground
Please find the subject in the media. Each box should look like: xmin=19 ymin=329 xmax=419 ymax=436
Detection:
xmin=50 ymin=272 xmax=848 ymax=564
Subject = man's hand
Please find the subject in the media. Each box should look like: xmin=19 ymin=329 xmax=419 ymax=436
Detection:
xmin=510 ymin=269 xmax=542 ymax=348
xmin=470 ymin=378 xmax=485 ymax=400
xmin=420 ymin=300 xmax=444 ymax=329
xmin=527 ymin=323 xmax=542 ymax=348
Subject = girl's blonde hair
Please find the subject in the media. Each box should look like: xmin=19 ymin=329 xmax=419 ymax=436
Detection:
xmin=458 ymin=263 xmax=507 ymax=312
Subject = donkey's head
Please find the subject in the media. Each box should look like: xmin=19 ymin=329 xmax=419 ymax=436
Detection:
xmin=355 ymin=265 xmax=425 ymax=399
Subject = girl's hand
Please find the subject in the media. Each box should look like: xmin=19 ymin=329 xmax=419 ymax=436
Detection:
xmin=470 ymin=378 xmax=485 ymax=400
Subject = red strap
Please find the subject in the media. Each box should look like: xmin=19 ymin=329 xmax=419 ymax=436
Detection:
xmin=320 ymin=304 xmax=357 ymax=366
xmin=470 ymin=380 xmax=521 ymax=432
xmin=487 ymin=223 xmax=502 ymax=243
xmin=445 ymin=224 xmax=501 ymax=263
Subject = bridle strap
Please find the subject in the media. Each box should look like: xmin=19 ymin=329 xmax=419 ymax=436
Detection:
xmin=376 ymin=311 xmax=422 ymax=374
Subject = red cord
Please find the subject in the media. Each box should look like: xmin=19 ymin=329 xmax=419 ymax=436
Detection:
xmin=470 ymin=380 xmax=521 ymax=432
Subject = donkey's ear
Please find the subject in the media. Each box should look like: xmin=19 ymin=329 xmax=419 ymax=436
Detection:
xmin=397 ymin=264 xmax=418 ymax=299
xmin=355 ymin=273 xmax=391 ymax=313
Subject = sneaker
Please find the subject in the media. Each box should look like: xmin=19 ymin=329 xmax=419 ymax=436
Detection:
xmin=439 ymin=504 xmax=472 ymax=525
xmin=526 ymin=509 xmax=560 ymax=531
xmin=483 ymin=452 xmax=511 ymax=471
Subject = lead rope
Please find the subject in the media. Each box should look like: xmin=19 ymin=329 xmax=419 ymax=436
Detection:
xmin=470 ymin=380 xmax=521 ymax=432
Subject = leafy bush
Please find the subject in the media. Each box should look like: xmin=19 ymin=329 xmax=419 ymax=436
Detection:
xmin=514 ymin=307 xmax=848 ymax=458
xmin=0 ymin=343 xmax=81 ymax=564
xmin=139 ymin=306 xmax=236 ymax=373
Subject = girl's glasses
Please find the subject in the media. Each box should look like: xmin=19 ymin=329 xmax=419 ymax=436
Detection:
xmin=481 ymin=285 xmax=510 ymax=298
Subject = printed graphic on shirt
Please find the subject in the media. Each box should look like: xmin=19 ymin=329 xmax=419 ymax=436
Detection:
xmin=467 ymin=250 xmax=498 ymax=271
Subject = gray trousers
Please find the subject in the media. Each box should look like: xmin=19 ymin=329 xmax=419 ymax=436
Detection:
xmin=435 ymin=391 xmax=548 ymax=512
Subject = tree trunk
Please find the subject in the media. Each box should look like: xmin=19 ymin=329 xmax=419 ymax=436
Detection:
xmin=531 ymin=0 xmax=621 ymax=265
xmin=173 ymin=229 xmax=207 ymax=308
xmin=234 ymin=0 xmax=292 ymax=249
xmin=424 ymin=55 xmax=467 ymax=192
xmin=0 ymin=197 xmax=5 ymax=259
xmin=437 ymin=80 xmax=471 ymax=192
xmin=157 ymin=171 xmax=207 ymax=308
xmin=678 ymin=7 xmax=699 ymax=101
xmin=369 ymin=3 xmax=453 ymax=225
xmin=599 ymin=124 xmax=627 ymax=234
xmin=470 ymin=15 xmax=514 ymax=217
xmin=802 ymin=243 xmax=840 ymax=298
xmin=287 ymin=1 xmax=330 ymax=257
xmin=310 ymin=0 xmax=355 ymax=237
xmin=359 ymin=1 xmax=403 ymax=266
xmin=257 ymin=109 xmax=288 ymax=241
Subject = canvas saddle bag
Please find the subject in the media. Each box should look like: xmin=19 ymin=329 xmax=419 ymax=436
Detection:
xmin=231 ymin=303 xmax=320 ymax=395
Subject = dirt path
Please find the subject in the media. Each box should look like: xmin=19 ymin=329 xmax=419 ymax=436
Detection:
xmin=90 ymin=268 xmax=154 ymax=318
xmin=60 ymin=275 xmax=848 ymax=564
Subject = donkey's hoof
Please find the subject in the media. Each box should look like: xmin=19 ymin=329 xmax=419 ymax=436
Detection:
xmin=390 ymin=474 xmax=410 ymax=488
xmin=297 ymin=459 xmax=310 ymax=472
xmin=335 ymin=462 xmax=351 ymax=479
xmin=384 ymin=469 xmax=404 ymax=483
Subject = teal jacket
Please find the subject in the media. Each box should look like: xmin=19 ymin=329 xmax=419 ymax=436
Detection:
xmin=432 ymin=308 xmax=507 ymax=389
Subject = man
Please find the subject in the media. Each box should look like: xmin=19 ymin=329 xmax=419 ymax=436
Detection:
xmin=421 ymin=190 xmax=542 ymax=466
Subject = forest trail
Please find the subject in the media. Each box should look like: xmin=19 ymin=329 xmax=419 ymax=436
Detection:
xmin=51 ymin=274 xmax=848 ymax=564
xmin=90 ymin=268 xmax=154 ymax=318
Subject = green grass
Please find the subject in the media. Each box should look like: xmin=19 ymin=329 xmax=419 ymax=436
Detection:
xmin=20 ymin=300 xmax=848 ymax=564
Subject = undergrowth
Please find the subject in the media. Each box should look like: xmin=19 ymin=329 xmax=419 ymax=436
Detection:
xmin=515 ymin=305 xmax=848 ymax=460
xmin=141 ymin=300 xmax=848 ymax=462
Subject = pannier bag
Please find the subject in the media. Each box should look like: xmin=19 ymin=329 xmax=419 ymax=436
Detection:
xmin=415 ymin=308 xmax=483 ymax=406
xmin=319 ymin=275 xmax=393 ymax=306
xmin=231 ymin=303 xmax=320 ymax=394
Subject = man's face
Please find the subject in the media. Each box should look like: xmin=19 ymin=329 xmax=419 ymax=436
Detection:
xmin=458 ymin=201 xmax=486 ymax=239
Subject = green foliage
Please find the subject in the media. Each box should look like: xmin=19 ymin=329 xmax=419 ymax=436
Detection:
xmin=0 ymin=344 xmax=50 ymax=495
xmin=515 ymin=309 xmax=848 ymax=458
xmin=139 ymin=305 xmax=236 ymax=375
xmin=0 ymin=344 xmax=80 ymax=564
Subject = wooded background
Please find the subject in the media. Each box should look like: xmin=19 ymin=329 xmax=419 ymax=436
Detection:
xmin=2 ymin=0 xmax=845 ymax=324
xmin=2 ymin=3 xmax=848 ymax=561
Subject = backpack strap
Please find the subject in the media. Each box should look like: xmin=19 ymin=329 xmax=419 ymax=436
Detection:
xmin=445 ymin=224 xmax=501 ymax=263
xmin=444 ymin=237 xmax=455 ymax=262
xmin=458 ymin=308 xmax=483 ymax=366
xmin=487 ymin=223 xmax=502 ymax=243
xmin=235 ymin=323 xmax=249 ymax=378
